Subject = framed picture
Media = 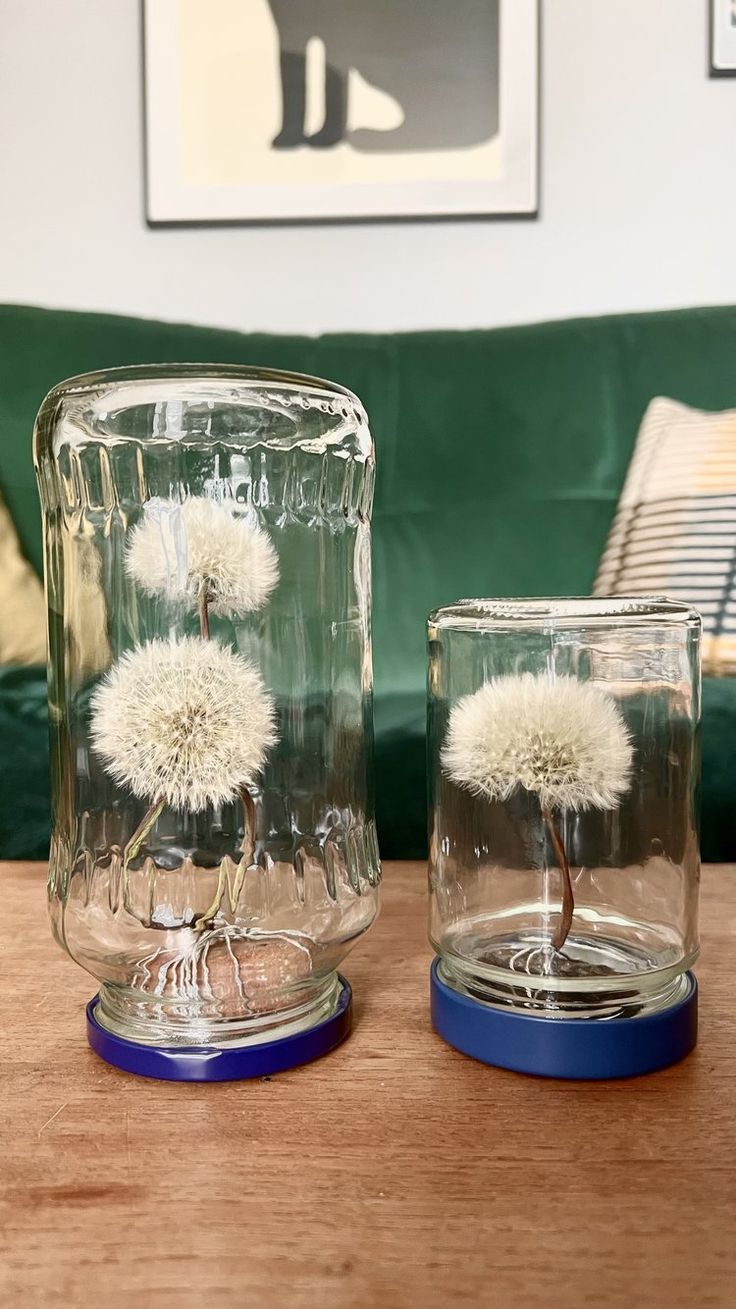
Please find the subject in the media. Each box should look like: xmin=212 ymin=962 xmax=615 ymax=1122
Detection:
xmin=143 ymin=0 xmax=539 ymax=224
xmin=711 ymin=0 xmax=736 ymax=74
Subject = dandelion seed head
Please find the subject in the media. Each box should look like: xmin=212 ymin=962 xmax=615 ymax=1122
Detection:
xmin=442 ymin=673 xmax=633 ymax=813
xmin=90 ymin=637 xmax=278 ymax=811
xmin=125 ymin=497 xmax=279 ymax=617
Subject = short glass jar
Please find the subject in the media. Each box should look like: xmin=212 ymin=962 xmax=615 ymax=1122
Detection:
xmin=427 ymin=597 xmax=700 ymax=1079
xmin=35 ymin=364 xmax=380 ymax=1079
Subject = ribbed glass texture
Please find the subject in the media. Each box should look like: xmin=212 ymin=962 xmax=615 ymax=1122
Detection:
xmin=35 ymin=365 xmax=380 ymax=1046
xmin=427 ymin=598 xmax=701 ymax=1020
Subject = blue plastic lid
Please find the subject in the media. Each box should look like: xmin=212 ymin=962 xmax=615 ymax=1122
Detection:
xmin=86 ymin=975 xmax=352 ymax=1082
xmin=430 ymin=958 xmax=697 ymax=1080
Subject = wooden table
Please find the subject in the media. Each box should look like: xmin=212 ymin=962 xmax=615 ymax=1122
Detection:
xmin=1 ymin=861 xmax=736 ymax=1308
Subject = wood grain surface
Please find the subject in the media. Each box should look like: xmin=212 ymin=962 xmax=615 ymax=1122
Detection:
xmin=1 ymin=860 xmax=735 ymax=1309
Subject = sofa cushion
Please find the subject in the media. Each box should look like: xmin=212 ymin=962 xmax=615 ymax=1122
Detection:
xmin=0 ymin=488 xmax=45 ymax=665
xmin=595 ymin=396 xmax=736 ymax=674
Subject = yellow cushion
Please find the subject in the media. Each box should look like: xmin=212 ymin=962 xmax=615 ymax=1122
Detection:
xmin=0 ymin=489 xmax=46 ymax=665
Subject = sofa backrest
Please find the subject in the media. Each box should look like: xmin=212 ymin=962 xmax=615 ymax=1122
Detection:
xmin=3 ymin=301 xmax=736 ymax=699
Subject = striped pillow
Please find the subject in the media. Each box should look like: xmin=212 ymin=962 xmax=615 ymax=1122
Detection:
xmin=594 ymin=396 xmax=736 ymax=675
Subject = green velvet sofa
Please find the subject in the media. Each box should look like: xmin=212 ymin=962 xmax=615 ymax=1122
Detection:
xmin=2 ymin=302 xmax=735 ymax=862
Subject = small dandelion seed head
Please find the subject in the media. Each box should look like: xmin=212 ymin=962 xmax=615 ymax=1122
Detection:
xmin=90 ymin=636 xmax=278 ymax=811
xmin=441 ymin=673 xmax=634 ymax=813
xmin=125 ymin=497 xmax=279 ymax=618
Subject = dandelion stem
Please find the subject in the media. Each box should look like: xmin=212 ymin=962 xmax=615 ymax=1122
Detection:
xmin=543 ymin=808 xmax=574 ymax=952
xmin=122 ymin=796 xmax=166 ymax=922
xmin=125 ymin=797 xmax=166 ymax=865
xmin=240 ymin=785 xmax=256 ymax=864
xmin=198 ymin=581 xmax=212 ymax=639
xmin=194 ymin=789 xmax=256 ymax=931
xmin=194 ymin=864 xmax=227 ymax=930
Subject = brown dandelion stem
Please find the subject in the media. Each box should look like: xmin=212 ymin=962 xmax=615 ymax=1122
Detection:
xmin=195 ymin=864 xmax=227 ymax=930
xmin=240 ymin=785 xmax=256 ymax=864
xmin=195 ymin=792 xmax=253 ymax=929
xmin=198 ymin=581 xmax=212 ymax=639
xmin=125 ymin=797 xmax=166 ymax=865
xmin=542 ymin=807 xmax=574 ymax=952
xmin=122 ymin=797 xmax=166 ymax=921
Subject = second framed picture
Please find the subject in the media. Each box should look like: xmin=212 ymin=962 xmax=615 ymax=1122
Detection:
xmin=144 ymin=0 xmax=539 ymax=224
xmin=711 ymin=0 xmax=736 ymax=74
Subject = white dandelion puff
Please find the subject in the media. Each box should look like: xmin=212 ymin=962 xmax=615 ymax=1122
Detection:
xmin=90 ymin=636 xmax=278 ymax=812
xmin=442 ymin=673 xmax=633 ymax=814
xmin=125 ymin=496 xmax=279 ymax=619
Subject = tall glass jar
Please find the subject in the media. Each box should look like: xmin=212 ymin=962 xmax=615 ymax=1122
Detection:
xmin=428 ymin=597 xmax=700 ymax=1079
xmin=34 ymin=365 xmax=380 ymax=1080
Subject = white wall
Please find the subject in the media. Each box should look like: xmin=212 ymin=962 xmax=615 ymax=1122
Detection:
xmin=0 ymin=0 xmax=734 ymax=337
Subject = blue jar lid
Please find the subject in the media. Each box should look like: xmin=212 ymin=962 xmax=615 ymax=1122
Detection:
xmin=430 ymin=958 xmax=697 ymax=1080
xmin=86 ymin=975 xmax=352 ymax=1082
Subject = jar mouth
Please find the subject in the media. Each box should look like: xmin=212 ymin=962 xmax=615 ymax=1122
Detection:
xmin=428 ymin=596 xmax=702 ymax=632
xmin=38 ymin=361 xmax=360 ymax=407
xmin=34 ymin=362 xmax=370 ymax=458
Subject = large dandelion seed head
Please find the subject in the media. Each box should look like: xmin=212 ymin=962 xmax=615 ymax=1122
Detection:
xmin=125 ymin=497 xmax=279 ymax=617
xmin=90 ymin=637 xmax=278 ymax=811
xmin=442 ymin=673 xmax=633 ymax=813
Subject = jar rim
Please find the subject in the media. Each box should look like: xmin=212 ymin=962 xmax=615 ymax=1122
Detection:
xmin=33 ymin=362 xmax=371 ymax=460
xmin=36 ymin=361 xmax=360 ymax=407
xmin=428 ymin=596 xmax=702 ymax=631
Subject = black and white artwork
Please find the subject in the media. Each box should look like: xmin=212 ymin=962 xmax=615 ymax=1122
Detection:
xmin=266 ymin=1 xmax=501 ymax=153
xmin=144 ymin=0 xmax=538 ymax=222
xmin=712 ymin=0 xmax=736 ymax=74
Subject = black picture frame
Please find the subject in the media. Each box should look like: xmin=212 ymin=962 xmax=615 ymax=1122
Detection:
xmin=141 ymin=0 xmax=540 ymax=226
